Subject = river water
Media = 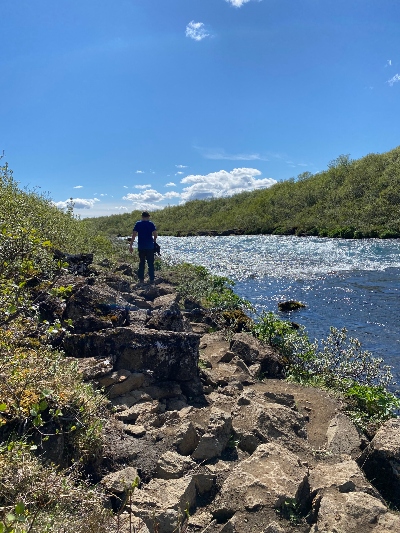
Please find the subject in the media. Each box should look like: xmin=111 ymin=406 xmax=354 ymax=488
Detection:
xmin=159 ymin=235 xmax=400 ymax=383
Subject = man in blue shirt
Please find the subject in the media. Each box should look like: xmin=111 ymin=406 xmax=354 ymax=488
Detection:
xmin=129 ymin=211 xmax=158 ymax=283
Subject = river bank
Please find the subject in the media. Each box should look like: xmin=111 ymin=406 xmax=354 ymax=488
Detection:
xmin=30 ymin=255 xmax=400 ymax=532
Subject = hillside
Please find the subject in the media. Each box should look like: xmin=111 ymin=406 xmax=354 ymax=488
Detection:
xmin=83 ymin=146 xmax=400 ymax=239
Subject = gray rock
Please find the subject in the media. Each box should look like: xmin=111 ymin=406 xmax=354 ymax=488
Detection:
xmin=156 ymin=451 xmax=195 ymax=479
xmin=63 ymin=327 xmax=200 ymax=383
xmin=130 ymin=477 xmax=197 ymax=533
xmin=359 ymin=417 xmax=400 ymax=509
xmin=101 ymin=466 xmax=140 ymax=495
xmin=174 ymin=422 xmax=200 ymax=456
xmin=106 ymin=372 xmax=146 ymax=399
xmin=192 ymin=408 xmax=233 ymax=460
xmin=326 ymin=413 xmax=361 ymax=457
xmin=314 ymin=491 xmax=387 ymax=533
xmin=229 ymin=333 xmax=284 ymax=378
xmin=214 ymin=442 xmax=309 ymax=515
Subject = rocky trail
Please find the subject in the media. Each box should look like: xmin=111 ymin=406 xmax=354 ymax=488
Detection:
xmin=41 ymin=258 xmax=400 ymax=533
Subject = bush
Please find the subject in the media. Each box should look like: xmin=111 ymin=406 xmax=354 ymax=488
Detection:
xmin=0 ymin=442 xmax=111 ymax=533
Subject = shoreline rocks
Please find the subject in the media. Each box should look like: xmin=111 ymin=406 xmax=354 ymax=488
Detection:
xmin=48 ymin=264 xmax=400 ymax=532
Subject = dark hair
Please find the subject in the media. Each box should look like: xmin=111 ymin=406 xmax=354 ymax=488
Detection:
xmin=141 ymin=211 xmax=150 ymax=218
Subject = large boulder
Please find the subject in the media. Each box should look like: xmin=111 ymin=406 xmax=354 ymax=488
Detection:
xmin=213 ymin=442 xmax=309 ymax=517
xmin=63 ymin=283 xmax=130 ymax=333
xmin=232 ymin=394 xmax=307 ymax=454
xmin=311 ymin=491 xmax=388 ymax=533
xmin=63 ymin=327 xmax=200 ymax=383
xmin=359 ymin=418 xmax=400 ymax=509
xmin=229 ymin=333 xmax=284 ymax=378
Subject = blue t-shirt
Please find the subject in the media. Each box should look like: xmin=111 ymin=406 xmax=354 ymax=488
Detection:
xmin=133 ymin=220 xmax=156 ymax=249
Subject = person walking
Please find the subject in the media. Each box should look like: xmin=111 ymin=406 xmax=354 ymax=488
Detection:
xmin=129 ymin=211 xmax=158 ymax=283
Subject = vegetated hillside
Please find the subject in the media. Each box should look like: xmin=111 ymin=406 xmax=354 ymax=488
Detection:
xmin=83 ymin=146 xmax=400 ymax=238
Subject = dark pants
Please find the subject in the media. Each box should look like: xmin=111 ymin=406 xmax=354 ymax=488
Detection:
xmin=138 ymin=248 xmax=155 ymax=281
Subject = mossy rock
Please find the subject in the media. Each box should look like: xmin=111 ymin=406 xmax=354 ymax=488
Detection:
xmin=278 ymin=300 xmax=306 ymax=312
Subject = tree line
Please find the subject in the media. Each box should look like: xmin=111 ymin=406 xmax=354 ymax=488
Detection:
xmin=83 ymin=146 xmax=400 ymax=239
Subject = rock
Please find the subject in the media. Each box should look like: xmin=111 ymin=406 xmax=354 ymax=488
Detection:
xmin=359 ymin=417 xmax=400 ymax=509
xmin=174 ymin=422 xmax=200 ymax=455
xmin=152 ymin=293 xmax=180 ymax=310
xmin=313 ymin=491 xmax=387 ymax=533
xmin=326 ymin=413 xmax=361 ymax=457
xmin=101 ymin=466 xmax=140 ymax=495
xmin=124 ymin=425 xmax=146 ymax=438
xmin=130 ymin=477 xmax=197 ymax=533
xmin=106 ymin=372 xmax=146 ymax=399
xmin=309 ymin=459 xmax=379 ymax=498
xmin=156 ymin=451 xmax=195 ymax=479
xmin=74 ymin=356 xmax=114 ymax=380
xmin=232 ymin=396 xmax=307 ymax=454
xmin=62 ymin=284 xmax=130 ymax=333
xmin=213 ymin=443 xmax=309 ymax=515
xmin=116 ymin=401 xmax=160 ymax=422
xmin=277 ymin=300 xmax=306 ymax=312
xmin=63 ymin=327 xmax=200 ymax=383
xmin=192 ymin=408 xmax=233 ymax=460
xmin=229 ymin=333 xmax=284 ymax=378
xmin=111 ymin=390 xmax=153 ymax=409
xmin=145 ymin=302 xmax=192 ymax=332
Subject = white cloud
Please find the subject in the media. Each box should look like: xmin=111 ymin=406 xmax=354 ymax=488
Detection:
xmin=176 ymin=164 xmax=187 ymax=168
xmin=387 ymin=74 xmax=400 ymax=86
xmin=226 ymin=0 xmax=252 ymax=7
xmin=123 ymin=185 xmax=128 ymax=188
xmin=180 ymin=168 xmax=276 ymax=202
xmin=175 ymin=171 xmax=184 ymax=175
xmin=197 ymin=146 xmax=269 ymax=161
xmin=164 ymin=191 xmax=181 ymax=199
xmin=386 ymin=59 xmax=392 ymax=67
xmin=166 ymin=182 xmax=176 ymax=187
xmin=135 ymin=184 xmax=152 ymax=189
xmin=100 ymin=193 xmax=107 ymax=197
xmin=186 ymin=21 xmax=210 ymax=41
xmin=55 ymin=198 xmax=100 ymax=210
xmin=136 ymin=170 xmax=144 ymax=174
xmin=123 ymin=189 xmax=164 ymax=203
xmin=73 ymin=185 xmax=83 ymax=189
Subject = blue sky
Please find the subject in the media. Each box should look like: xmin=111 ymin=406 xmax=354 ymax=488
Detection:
xmin=2 ymin=0 xmax=400 ymax=217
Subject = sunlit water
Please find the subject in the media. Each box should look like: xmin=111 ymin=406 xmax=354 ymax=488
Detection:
xmin=158 ymin=235 xmax=400 ymax=384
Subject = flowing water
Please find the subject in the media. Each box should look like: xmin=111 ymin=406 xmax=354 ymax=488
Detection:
xmin=159 ymin=235 xmax=400 ymax=384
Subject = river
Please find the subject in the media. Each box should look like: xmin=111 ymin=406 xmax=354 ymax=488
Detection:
xmin=158 ymin=235 xmax=400 ymax=384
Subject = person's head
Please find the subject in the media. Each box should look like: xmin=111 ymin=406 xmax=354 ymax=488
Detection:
xmin=141 ymin=211 xmax=150 ymax=220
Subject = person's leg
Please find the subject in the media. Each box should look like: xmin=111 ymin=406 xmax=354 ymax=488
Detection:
xmin=145 ymin=249 xmax=155 ymax=281
xmin=138 ymin=249 xmax=146 ymax=281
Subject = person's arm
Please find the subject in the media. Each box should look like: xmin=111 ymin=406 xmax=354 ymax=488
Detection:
xmin=129 ymin=230 xmax=138 ymax=253
xmin=152 ymin=230 xmax=158 ymax=242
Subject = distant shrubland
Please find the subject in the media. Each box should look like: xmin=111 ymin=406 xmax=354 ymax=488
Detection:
xmin=82 ymin=146 xmax=400 ymax=238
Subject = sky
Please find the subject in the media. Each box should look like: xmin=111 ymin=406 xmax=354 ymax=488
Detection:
xmin=2 ymin=0 xmax=400 ymax=218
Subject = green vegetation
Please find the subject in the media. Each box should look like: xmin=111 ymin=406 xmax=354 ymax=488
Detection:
xmin=82 ymin=146 xmax=400 ymax=238
xmin=0 ymin=162 xmax=114 ymax=532
xmin=251 ymin=314 xmax=400 ymax=431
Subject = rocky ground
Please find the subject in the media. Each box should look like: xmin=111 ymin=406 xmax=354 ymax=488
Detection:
xmin=41 ymin=257 xmax=400 ymax=533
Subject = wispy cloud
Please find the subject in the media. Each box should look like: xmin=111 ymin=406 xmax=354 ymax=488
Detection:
xmin=166 ymin=182 xmax=176 ymax=187
xmin=175 ymin=171 xmax=184 ymax=175
xmin=135 ymin=184 xmax=151 ymax=189
xmin=387 ymin=74 xmax=400 ymax=86
xmin=386 ymin=59 xmax=392 ymax=67
xmin=55 ymin=198 xmax=100 ymax=210
xmin=197 ymin=146 xmax=269 ymax=161
xmin=176 ymin=164 xmax=187 ymax=168
xmin=136 ymin=170 xmax=144 ymax=174
xmin=73 ymin=185 xmax=83 ymax=189
xmin=185 ymin=21 xmax=210 ymax=41
xmin=226 ymin=0 xmax=253 ymax=7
